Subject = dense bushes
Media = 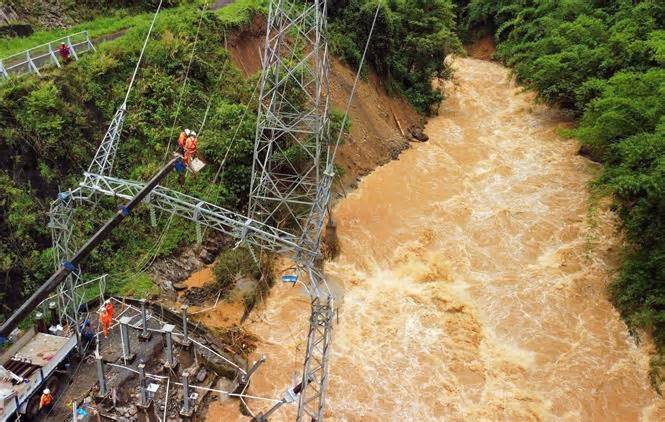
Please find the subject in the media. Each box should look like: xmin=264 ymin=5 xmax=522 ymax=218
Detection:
xmin=0 ymin=2 xmax=264 ymax=317
xmin=329 ymin=0 xmax=462 ymax=114
xmin=459 ymin=0 xmax=664 ymax=386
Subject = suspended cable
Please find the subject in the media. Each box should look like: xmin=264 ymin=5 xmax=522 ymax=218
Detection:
xmin=123 ymin=0 xmax=165 ymax=107
xmin=211 ymin=79 xmax=261 ymax=185
xmin=163 ymin=1 xmax=210 ymax=162
xmin=197 ymin=94 xmax=214 ymax=136
xmin=331 ymin=2 xmax=381 ymax=162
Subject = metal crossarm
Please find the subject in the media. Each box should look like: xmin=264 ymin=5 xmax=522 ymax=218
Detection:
xmin=45 ymin=1 xmax=339 ymax=418
xmin=79 ymin=173 xmax=309 ymax=255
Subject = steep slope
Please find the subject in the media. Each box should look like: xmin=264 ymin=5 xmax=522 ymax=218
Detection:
xmin=226 ymin=15 xmax=422 ymax=190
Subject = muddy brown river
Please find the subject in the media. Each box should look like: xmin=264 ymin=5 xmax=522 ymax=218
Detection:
xmin=209 ymin=57 xmax=664 ymax=420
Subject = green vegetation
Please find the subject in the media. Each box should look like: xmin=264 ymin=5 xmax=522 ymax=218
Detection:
xmin=1 ymin=11 xmax=163 ymax=58
xmin=459 ymin=0 xmax=664 ymax=388
xmin=328 ymin=0 xmax=462 ymax=114
xmin=0 ymin=1 xmax=266 ymax=318
xmin=213 ymin=247 xmax=261 ymax=293
xmin=3 ymin=1 xmax=185 ymax=30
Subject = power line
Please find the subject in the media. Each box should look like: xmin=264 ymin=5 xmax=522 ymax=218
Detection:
xmin=123 ymin=0 xmax=165 ymax=107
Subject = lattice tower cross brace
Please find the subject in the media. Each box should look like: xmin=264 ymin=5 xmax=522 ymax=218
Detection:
xmin=248 ymin=0 xmax=332 ymax=258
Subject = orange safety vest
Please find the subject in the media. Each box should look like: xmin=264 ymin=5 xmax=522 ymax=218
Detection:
xmin=39 ymin=393 xmax=53 ymax=409
xmin=178 ymin=131 xmax=187 ymax=148
xmin=100 ymin=310 xmax=111 ymax=326
xmin=183 ymin=136 xmax=198 ymax=165
xmin=105 ymin=302 xmax=114 ymax=320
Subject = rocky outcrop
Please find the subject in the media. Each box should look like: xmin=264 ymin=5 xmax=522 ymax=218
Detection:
xmin=150 ymin=232 xmax=230 ymax=294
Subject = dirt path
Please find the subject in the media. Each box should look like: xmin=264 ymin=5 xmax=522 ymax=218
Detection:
xmin=219 ymin=56 xmax=665 ymax=420
xmin=212 ymin=0 xmax=236 ymax=10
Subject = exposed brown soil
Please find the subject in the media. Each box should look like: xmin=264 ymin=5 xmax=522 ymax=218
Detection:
xmin=225 ymin=15 xmax=264 ymax=77
xmin=329 ymin=58 xmax=420 ymax=188
xmin=226 ymin=16 xmax=422 ymax=191
xmin=466 ymin=35 xmax=497 ymax=60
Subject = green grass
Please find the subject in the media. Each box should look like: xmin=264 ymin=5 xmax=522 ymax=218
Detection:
xmin=0 ymin=11 xmax=156 ymax=58
xmin=113 ymin=272 xmax=160 ymax=299
xmin=0 ymin=0 xmax=267 ymax=59
xmin=0 ymin=0 xmax=266 ymax=316
xmin=215 ymin=0 xmax=267 ymax=24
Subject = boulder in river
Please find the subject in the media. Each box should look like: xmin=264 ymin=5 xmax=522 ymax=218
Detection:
xmin=408 ymin=126 xmax=429 ymax=142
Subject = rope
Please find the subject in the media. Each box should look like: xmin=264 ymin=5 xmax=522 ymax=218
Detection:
xmin=197 ymin=93 xmax=214 ymax=136
xmin=136 ymin=212 xmax=175 ymax=273
xmin=211 ymin=79 xmax=261 ymax=186
xmin=163 ymin=1 xmax=210 ymax=162
xmin=123 ymin=0 xmax=165 ymax=106
xmin=103 ymin=211 xmax=174 ymax=283
xmin=331 ymin=2 xmax=381 ymax=162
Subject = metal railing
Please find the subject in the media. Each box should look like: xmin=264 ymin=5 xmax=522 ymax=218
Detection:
xmin=0 ymin=31 xmax=95 ymax=80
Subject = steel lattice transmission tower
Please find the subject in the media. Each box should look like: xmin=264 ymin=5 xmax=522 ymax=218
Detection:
xmin=248 ymin=0 xmax=334 ymax=266
xmin=249 ymin=2 xmax=336 ymax=419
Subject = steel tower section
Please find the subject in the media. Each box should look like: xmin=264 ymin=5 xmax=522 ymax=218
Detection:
xmin=47 ymin=188 xmax=93 ymax=349
xmin=87 ymin=104 xmax=126 ymax=182
xmin=48 ymin=1 xmax=338 ymax=417
xmin=248 ymin=0 xmax=332 ymax=258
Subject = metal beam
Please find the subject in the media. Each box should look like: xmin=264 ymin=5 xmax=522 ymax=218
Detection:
xmin=0 ymin=159 xmax=180 ymax=337
xmin=79 ymin=172 xmax=313 ymax=256
xmin=297 ymin=289 xmax=334 ymax=422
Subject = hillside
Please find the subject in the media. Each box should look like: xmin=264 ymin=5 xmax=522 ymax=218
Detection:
xmin=0 ymin=0 xmax=436 ymax=319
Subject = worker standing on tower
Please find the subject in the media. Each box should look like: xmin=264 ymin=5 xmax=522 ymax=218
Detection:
xmin=176 ymin=128 xmax=199 ymax=184
xmin=184 ymin=131 xmax=198 ymax=165
xmin=177 ymin=129 xmax=198 ymax=167
xmin=177 ymin=128 xmax=191 ymax=156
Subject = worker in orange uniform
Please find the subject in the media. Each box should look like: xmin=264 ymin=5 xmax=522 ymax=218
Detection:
xmin=177 ymin=128 xmax=191 ymax=156
xmin=39 ymin=388 xmax=53 ymax=413
xmin=100 ymin=308 xmax=112 ymax=338
xmin=104 ymin=299 xmax=114 ymax=321
xmin=176 ymin=128 xmax=198 ymax=184
xmin=184 ymin=131 xmax=198 ymax=166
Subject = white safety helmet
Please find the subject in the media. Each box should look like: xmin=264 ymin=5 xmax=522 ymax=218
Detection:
xmin=184 ymin=128 xmax=191 ymax=136
xmin=191 ymin=131 xmax=197 ymax=137
xmin=105 ymin=299 xmax=111 ymax=305
xmin=43 ymin=389 xmax=50 ymax=394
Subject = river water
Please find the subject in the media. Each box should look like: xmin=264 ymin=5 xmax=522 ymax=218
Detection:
xmin=213 ymin=57 xmax=664 ymax=421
